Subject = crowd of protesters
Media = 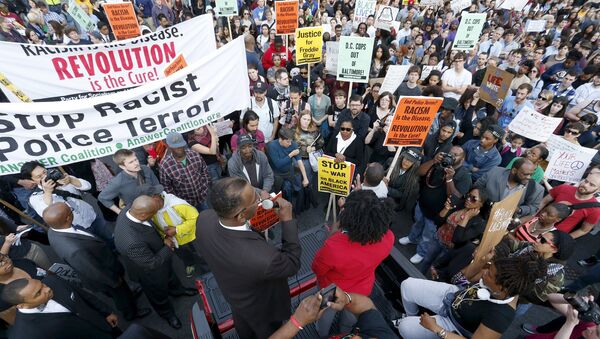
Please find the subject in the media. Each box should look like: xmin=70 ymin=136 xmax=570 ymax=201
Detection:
xmin=1 ymin=0 xmax=600 ymax=338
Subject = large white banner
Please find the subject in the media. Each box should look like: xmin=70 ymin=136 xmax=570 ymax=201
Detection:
xmin=507 ymin=106 xmax=562 ymax=142
xmin=0 ymin=14 xmax=215 ymax=102
xmin=0 ymin=37 xmax=250 ymax=175
xmin=545 ymin=135 xmax=597 ymax=183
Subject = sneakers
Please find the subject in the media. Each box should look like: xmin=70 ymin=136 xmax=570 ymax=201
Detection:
xmin=410 ymin=254 xmax=424 ymax=264
xmin=521 ymin=323 xmax=538 ymax=334
xmin=185 ymin=265 xmax=196 ymax=278
xmin=399 ymin=236 xmax=413 ymax=245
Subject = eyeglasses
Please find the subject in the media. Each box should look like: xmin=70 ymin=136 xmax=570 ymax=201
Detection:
xmin=408 ymin=47 xmax=414 ymax=50
xmin=465 ymin=194 xmax=479 ymax=203
xmin=235 ymin=191 xmax=261 ymax=217
xmin=539 ymin=236 xmax=557 ymax=249
xmin=538 ymin=97 xmax=551 ymax=101
xmin=340 ymin=127 xmax=353 ymax=132
xmin=566 ymin=129 xmax=580 ymax=135
xmin=243 ymin=12 xmax=249 ymax=15
xmin=300 ymin=72 xmax=308 ymax=75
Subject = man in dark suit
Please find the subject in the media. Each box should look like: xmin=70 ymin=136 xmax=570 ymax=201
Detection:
xmin=1 ymin=276 xmax=119 ymax=339
xmin=194 ymin=177 xmax=301 ymax=339
xmin=114 ymin=195 xmax=195 ymax=329
xmin=43 ymin=202 xmax=150 ymax=321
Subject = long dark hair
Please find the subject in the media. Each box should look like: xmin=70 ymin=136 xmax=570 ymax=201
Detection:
xmin=339 ymin=190 xmax=394 ymax=245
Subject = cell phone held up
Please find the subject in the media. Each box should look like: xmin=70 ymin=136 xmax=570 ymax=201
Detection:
xmin=319 ymin=284 xmax=337 ymax=309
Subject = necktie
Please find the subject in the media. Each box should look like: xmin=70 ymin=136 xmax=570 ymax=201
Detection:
xmin=72 ymin=224 xmax=88 ymax=232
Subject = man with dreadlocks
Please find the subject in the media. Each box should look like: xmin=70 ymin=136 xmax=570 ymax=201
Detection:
xmin=311 ymin=190 xmax=395 ymax=337
xmin=397 ymin=250 xmax=548 ymax=339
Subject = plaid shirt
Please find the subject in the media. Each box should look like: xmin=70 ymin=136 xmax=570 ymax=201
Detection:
xmin=546 ymin=83 xmax=577 ymax=102
xmin=159 ymin=149 xmax=210 ymax=207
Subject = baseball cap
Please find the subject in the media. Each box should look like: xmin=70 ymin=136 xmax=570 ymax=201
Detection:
xmin=441 ymin=97 xmax=459 ymax=112
xmin=165 ymin=131 xmax=187 ymax=148
xmin=486 ymin=124 xmax=504 ymax=140
xmin=254 ymin=81 xmax=268 ymax=93
xmin=403 ymin=148 xmax=423 ymax=163
xmin=237 ymin=134 xmax=256 ymax=147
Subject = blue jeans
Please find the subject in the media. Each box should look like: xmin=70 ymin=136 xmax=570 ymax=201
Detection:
xmin=206 ymin=163 xmax=222 ymax=184
xmin=301 ymin=158 xmax=315 ymax=183
xmin=12 ymin=187 xmax=45 ymax=232
xmin=408 ymin=204 xmax=437 ymax=257
xmin=420 ymin=235 xmax=450 ymax=274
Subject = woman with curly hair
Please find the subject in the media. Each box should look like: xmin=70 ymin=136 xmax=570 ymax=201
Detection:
xmin=312 ymin=190 xmax=395 ymax=337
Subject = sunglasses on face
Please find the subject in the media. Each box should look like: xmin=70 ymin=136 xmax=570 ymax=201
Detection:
xmin=300 ymin=72 xmax=308 ymax=75
xmin=465 ymin=194 xmax=479 ymax=202
xmin=566 ymin=129 xmax=580 ymax=135
xmin=340 ymin=127 xmax=353 ymax=132
xmin=538 ymin=97 xmax=551 ymax=101
xmin=539 ymin=236 xmax=557 ymax=249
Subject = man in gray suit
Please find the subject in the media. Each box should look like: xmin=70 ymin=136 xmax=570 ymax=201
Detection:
xmin=114 ymin=196 xmax=196 ymax=329
xmin=43 ymin=202 xmax=150 ymax=322
xmin=474 ymin=158 xmax=544 ymax=217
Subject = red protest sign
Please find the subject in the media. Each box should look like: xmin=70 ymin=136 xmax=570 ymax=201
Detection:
xmin=249 ymin=192 xmax=283 ymax=232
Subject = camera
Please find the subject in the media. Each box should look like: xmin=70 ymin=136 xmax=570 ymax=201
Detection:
xmin=440 ymin=153 xmax=455 ymax=168
xmin=284 ymin=108 xmax=296 ymax=124
xmin=564 ymin=292 xmax=600 ymax=324
xmin=46 ymin=168 xmax=64 ymax=183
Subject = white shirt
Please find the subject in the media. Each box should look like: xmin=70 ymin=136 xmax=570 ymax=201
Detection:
xmin=52 ymin=226 xmax=95 ymax=238
xmin=126 ymin=211 xmax=153 ymax=227
xmin=362 ymin=181 xmax=388 ymax=199
xmin=29 ymin=178 xmax=96 ymax=229
xmin=19 ymin=299 xmax=70 ymax=314
xmin=442 ymin=68 xmax=472 ymax=100
xmin=245 ymin=97 xmax=280 ymax=141
xmin=219 ymin=220 xmax=251 ymax=232
xmin=573 ymin=83 xmax=600 ymax=105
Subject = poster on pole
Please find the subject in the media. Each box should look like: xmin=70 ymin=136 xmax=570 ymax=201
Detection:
xmin=475 ymin=189 xmax=524 ymax=262
xmin=374 ymin=5 xmax=399 ymax=31
xmin=384 ymin=96 xmax=443 ymax=146
xmin=507 ymin=106 xmax=562 ymax=142
xmin=215 ymin=0 xmax=239 ymax=16
xmin=353 ymin=0 xmax=377 ymax=28
xmin=450 ymin=0 xmax=471 ymax=13
xmin=249 ymin=192 xmax=283 ymax=231
xmin=67 ymin=0 xmax=96 ymax=32
xmin=525 ymin=20 xmax=546 ymax=32
xmin=103 ymin=2 xmax=141 ymax=41
xmin=336 ymin=36 xmax=374 ymax=83
xmin=545 ymin=147 xmax=597 ymax=183
xmin=379 ymin=65 xmax=410 ymax=94
xmin=479 ymin=66 xmax=514 ymax=109
xmin=275 ymin=0 xmax=299 ymax=35
xmin=453 ymin=13 xmax=486 ymax=51
xmin=295 ymin=27 xmax=323 ymax=65
xmin=325 ymin=41 xmax=339 ymax=74
xmin=317 ymin=156 xmax=356 ymax=197
xmin=0 ymin=37 xmax=250 ymax=175
xmin=0 ymin=14 xmax=216 ymax=102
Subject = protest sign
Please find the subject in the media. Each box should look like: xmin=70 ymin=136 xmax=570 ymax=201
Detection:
xmin=214 ymin=120 xmax=233 ymax=137
xmin=337 ymin=36 xmax=374 ymax=83
xmin=545 ymin=147 xmax=597 ymax=183
xmin=67 ymin=0 xmax=96 ymax=32
xmin=163 ymin=54 xmax=188 ymax=77
xmin=374 ymin=5 xmax=399 ymax=31
xmin=103 ymin=2 xmax=141 ymax=41
xmin=384 ymin=96 xmax=443 ymax=146
xmin=420 ymin=65 xmax=441 ymax=81
xmin=352 ymin=0 xmax=377 ymax=28
xmin=249 ymin=192 xmax=283 ymax=231
xmin=325 ymin=41 xmax=339 ymax=74
xmin=215 ymin=0 xmax=239 ymax=16
xmin=0 ymin=14 xmax=216 ymax=102
xmin=498 ymin=0 xmax=528 ymax=11
xmin=0 ymin=37 xmax=250 ymax=175
xmin=419 ymin=0 xmax=443 ymax=6
xmin=525 ymin=20 xmax=546 ymax=32
xmin=507 ymin=106 xmax=563 ymax=142
xmin=453 ymin=13 xmax=486 ymax=50
xmin=295 ymin=27 xmax=323 ymax=65
xmin=379 ymin=65 xmax=410 ymax=94
xmin=479 ymin=66 xmax=514 ymax=108
xmin=318 ymin=156 xmax=355 ymax=196
xmin=402 ymin=0 xmax=420 ymax=5
xmin=275 ymin=0 xmax=299 ymax=35
xmin=475 ymin=189 xmax=524 ymax=262
xmin=353 ymin=0 xmax=377 ymax=28
xmin=450 ymin=0 xmax=471 ymax=13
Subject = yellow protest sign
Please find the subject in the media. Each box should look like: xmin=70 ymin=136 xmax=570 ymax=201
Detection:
xmin=295 ymin=27 xmax=323 ymax=65
xmin=317 ymin=156 xmax=355 ymax=197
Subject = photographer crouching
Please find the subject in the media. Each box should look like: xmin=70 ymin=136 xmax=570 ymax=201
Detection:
xmin=21 ymin=161 xmax=113 ymax=245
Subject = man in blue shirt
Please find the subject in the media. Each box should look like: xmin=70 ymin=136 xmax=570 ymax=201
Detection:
xmin=541 ymin=50 xmax=583 ymax=86
xmin=266 ymin=128 xmax=309 ymax=200
xmin=497 ymin=83 xmax=533 ymax=129
xmin=462 ymin=125 xmax=503 ymax=181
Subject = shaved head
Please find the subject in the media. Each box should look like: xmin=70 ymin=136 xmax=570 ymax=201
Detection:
xmin=129 ymin=195 xmax=158 ymax=221
xmin=42 ymin=202 xmax=72 ymax=229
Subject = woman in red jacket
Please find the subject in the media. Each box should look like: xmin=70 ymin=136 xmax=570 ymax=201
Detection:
xmin=311 ymin=189 xmax=395 ymax=337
